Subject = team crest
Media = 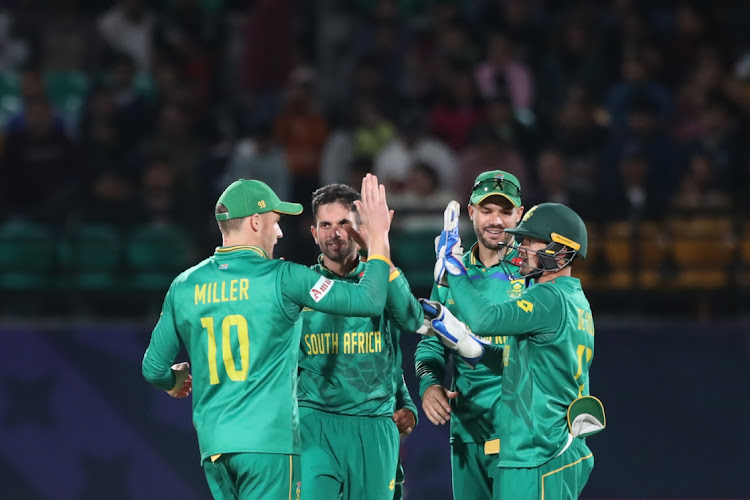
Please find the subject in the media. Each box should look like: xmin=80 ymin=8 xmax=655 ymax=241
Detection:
xmin=507 ymin=278 xmax=525 ymax=298
xmin=521 ymin=205 xmax=538 ymax=222
xmin=218 ymin=263 xmax=228 ymax=270
xmin=295 ymin=481 xmax=301 ymax=500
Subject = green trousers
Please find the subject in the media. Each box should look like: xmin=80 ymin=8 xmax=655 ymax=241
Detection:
xmin=203 ymin=452 xmax=300 ymax=500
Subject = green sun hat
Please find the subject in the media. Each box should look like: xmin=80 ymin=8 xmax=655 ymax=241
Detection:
xmin=469 ymin=170 xmax=522 ymax=207
xmin=215 ymin=179 xmax=303 ymax=221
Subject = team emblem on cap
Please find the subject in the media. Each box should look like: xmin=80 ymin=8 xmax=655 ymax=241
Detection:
xmin=521 ymin=205 xmax=538 ymax=222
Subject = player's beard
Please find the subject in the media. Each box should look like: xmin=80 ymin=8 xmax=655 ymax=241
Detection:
xmin=321 ymin=237 xmax=357 ymax=263
xmin=474 ymin=223 xmax=513 ymax=251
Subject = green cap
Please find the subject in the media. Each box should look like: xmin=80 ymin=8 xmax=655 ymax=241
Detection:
xmin=469 ymin=170 xmax=522 ymax=207
xmin=504 ymin=202 xmax=588 ymax=259
xmin=215 ymin=179 xmax=303 ymax=221
xmin=567 ymin=395 xmax=606 ymax=438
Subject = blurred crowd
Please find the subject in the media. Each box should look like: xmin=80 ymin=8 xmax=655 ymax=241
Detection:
xmin=0 ymin=0 xmax=749 ymax=260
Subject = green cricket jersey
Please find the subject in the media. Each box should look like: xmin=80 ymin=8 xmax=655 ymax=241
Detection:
xmin=298 ymin=258 xmax=423 ymax=417
xmin=414 ymin=244 xmax=523 ymax=444
xmin=446 ymin=274 xmax=595 ymax=467
xmin=142 ymin=246 xmax=391 ymax=463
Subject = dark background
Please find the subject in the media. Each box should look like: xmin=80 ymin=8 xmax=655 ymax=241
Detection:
xmin=1 ymin=321 xmax=748 ymax=500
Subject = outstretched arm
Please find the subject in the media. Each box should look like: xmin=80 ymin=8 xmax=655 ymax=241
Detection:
xmin=385 ymin=269 xmax=425 ymax=332
xmin=445 ymin=275 xmax=563 ymax=336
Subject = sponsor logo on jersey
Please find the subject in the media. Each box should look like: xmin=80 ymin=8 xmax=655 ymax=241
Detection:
xmin=295 ymin=481 xmax=301 ymax=500
xmin=389 ymin=478 xmax=395 ymax=491
xmin=309 ymin=277 xmax=335 ymax=302
xmin=218 ymin=263 xmax=228 ymax=270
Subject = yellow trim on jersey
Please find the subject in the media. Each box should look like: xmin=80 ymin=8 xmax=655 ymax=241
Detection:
xmin=210 ymin=453 xmax=222 ymax=462
xmin=540 ymin=452 xmax=594 ymax=499
xmin=367 ymin=254 xmax=393 ymax=267
xmin=389 ymin=269 xmax=401 ymax=281
xmin=216 ymin=245 xmax=269 ymax=258
xmin=469 ymin=244 xmax=479 ymax=266
xmin=288 ymin=455 xmax=293 ymax=500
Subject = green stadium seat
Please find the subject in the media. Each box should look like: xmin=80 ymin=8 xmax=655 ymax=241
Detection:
xmin=0 ymin=71 xmax=22 ymax=127
xmin=126 ymin=223 xmax=194 ymax=292
xmin=0 ymin=221 xmax=57 ymax=290
xmin=58 ymin=224 xmax=122 ymax=291
xmin=43 ymin=70 xmax=90 ymax=127
xmin=391 ymin=227 xmax=440 ymax=295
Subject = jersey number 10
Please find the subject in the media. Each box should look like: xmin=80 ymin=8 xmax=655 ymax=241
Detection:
xmin=201 ymin=315 xmax=250 ymax=384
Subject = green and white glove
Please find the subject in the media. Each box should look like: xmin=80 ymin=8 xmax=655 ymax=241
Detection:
xmin=434 ymin=201 xmax=466 ymax=287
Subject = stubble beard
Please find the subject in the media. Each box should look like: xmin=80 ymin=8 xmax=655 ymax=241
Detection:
xmin=322 ymin=239 xmax=357 ymax=263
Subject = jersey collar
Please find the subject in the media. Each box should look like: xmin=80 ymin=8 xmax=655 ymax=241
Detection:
xmin=215 ymin=245 xmax=269 ymax=259
xmin=317 ymin=254 xmax=365 ymax=278
xmin=467 ymin=242 xmax=521 ymax=270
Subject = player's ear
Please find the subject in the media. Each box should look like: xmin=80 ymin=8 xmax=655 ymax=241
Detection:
xmin=467 ymin=203 xmax=475 ymax=221
xmin=310 ymin=224 xmax=318 ymax=244
xmin=248 ymin=213 xmax=262 ymax=232
xmin=515 ymin=206 xmax=525 ymax=224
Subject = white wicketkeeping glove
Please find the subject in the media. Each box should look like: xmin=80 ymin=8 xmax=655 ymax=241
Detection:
xmin=418 ymin=299 xmax=488 ymax=368
xmin=434 ymin=201 xmax=467 ymax=287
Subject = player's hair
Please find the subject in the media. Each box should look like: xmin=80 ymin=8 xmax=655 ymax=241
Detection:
xmin=215 ymin=204 xmax=244 ymax=233
xmin=311 ymin=184 xmax=361 ymax=223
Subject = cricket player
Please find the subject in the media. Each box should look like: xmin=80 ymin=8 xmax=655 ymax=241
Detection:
xmin=142 ymin=175 xmax=394 ymax=499
xmin=428 ymin=202 xmax=600 ymax=499
xmin=415 ymin=170 xmax=525 ymax=499
xmin=298 ymin=183 xmax=420 ymax=499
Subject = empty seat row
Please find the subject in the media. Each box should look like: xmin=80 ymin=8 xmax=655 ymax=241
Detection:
xmin=0 ymin=221 xmax=195 ymax=293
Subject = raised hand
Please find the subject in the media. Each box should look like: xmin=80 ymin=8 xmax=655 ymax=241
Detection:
xmin=341 ymin=209 xmax=394 ymax=256
xmin=353 ymin=173 xmax=391 ymax=260
xmin=434 ymin=201 xmax=466 ymax=286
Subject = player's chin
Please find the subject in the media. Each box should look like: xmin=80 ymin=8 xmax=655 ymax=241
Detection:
xmin=481 ymin=233 xmax=504 ymax=247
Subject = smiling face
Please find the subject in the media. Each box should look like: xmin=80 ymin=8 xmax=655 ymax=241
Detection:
xmin=311 ymin=202 xmax=359 ymax=264
xmin=468 ymin=196 xmax=524 ymax=251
